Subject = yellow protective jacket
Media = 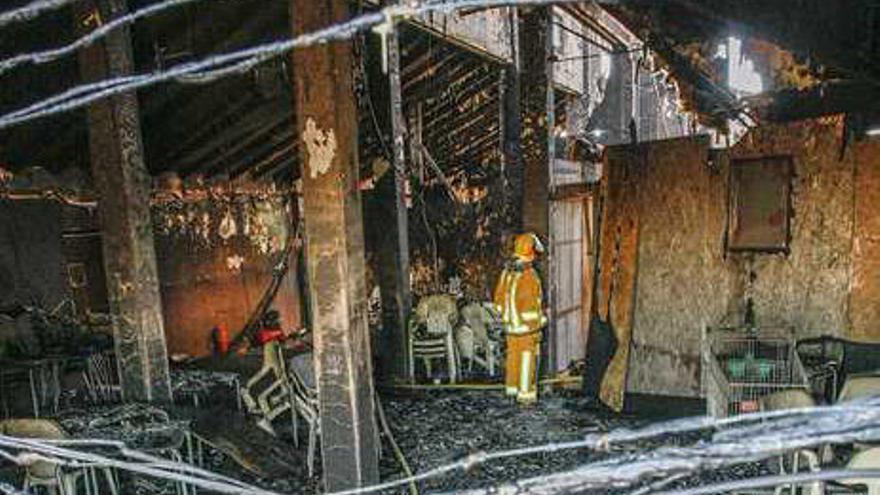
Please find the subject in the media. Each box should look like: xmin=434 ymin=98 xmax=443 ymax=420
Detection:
xmin=493 ymin=262 xmax=546 ymax=335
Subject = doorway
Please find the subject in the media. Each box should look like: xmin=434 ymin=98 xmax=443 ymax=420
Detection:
xmin=549 ymin=194 xmax=595 ymax=373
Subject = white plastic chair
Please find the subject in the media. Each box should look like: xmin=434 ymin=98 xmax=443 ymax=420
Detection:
xmin=1 ymin=419 xmax=118 ymax=495
xmin=838 ymin=375 xmax=880 ymax=403
xmin=455 ymin=302 xmax=502 ymax=376
xmin=408 ymin=295 xmax=460 ymax=383
xmin=241 ymin=342 xmax=296 ymax=436
xmin=841 ymin=447 xmax=880 ymax=495
xmin=759 ymin=390 xmax=826 ymax=495
xmin=288 ymin=360 xmax=320 ymax=478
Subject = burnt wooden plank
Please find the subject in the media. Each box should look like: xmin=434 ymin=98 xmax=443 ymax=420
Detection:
xmin=380 ymin=25 xmax=413 ymax=378
xmin=290 ymin=0 xmax=379 ymax=489
xmin=519 ymin=6 xmax=552 ymax=239
xmin=75 ymin=0 xmax=172 ymax=402
xmin=501 ymin=64 xmax=522 ymax=224
xmin=595 ymin=146 xmax=641 ymax=412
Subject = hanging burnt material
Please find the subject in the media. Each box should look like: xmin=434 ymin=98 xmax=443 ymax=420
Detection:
xmin=151 ymin=180 xmax=299 ymax=358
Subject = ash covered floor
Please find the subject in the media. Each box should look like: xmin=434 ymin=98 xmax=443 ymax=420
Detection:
xmin=376 ymin=390 xmax=768 ymax=493
xmin=0 ymin=384 xmax=770 ymax=494
xmin=378 ymin=390 xmax=639 ymax=491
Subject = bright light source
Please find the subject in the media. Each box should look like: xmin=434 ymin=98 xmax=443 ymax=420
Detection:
xmin=727 ymin=37 xmax=763 ymax=95
xmin=866 ymin=127 xmax=880 ymax=137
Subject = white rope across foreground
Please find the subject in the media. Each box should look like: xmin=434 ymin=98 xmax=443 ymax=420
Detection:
xmin=0 ymin=0 xmax=238 ymax=77
xmin=0 ymin=0 xmax=578 ymax=130
xmin=2 ymin=398 xmax=880 ymax=494
xmin=359 ymin=397 xmax=880 ymax=495
xmin=0 ymin=0 xmax=80 ymax=29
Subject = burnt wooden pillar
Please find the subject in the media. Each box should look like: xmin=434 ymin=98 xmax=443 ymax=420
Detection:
xmin=370 ymin=25 xmax=412 ymax=379
xmin=75 ymin=0 xmax=171 ymax=402
xmin=500 ymin=64 xmax=523 ymax=229
xmin=519 ymin=7 xmax=553 ymax=239
xmin=290 ymin=0 xmax=380 ymax=490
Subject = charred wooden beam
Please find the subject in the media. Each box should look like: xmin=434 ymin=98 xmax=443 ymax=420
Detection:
xmin=419 ymin=69 xmax=500 ymax=131
xmin=417 ymin=66 xmax=497 ymax=118
xmin=422 ymin=94 xmax=498 ymax=148
xmin=753 ymin=79 xmax=880 ymax=122
xmin=519 ymin=6 xmax=553 ymax=239
xmin=75 ymin=0 xmax=171 ymax=402
xmin=207 ymin=113 xmax=294 ymax=177
xmin=176 ymin=99 xmax=290 ymax=175
xmin=376 ymin=25 xmax=413 ymax=379
xmin=227 ymin=128 xmax=296 ymax=179
xmin=401 ymin=49 xmax=458 ymax=90
xmin=437 ymin=105 xmax=499 ymax=155
xmin=140 ymin=0 xmax=289 ymax=121
xmin=453 ymin=123 xmax=500 ymax=158
xmin=403 ymin=52 xmax=481 ymax=99
xmin=290 ymin=0 xmax=379 ymax=490
xmin=244 ymin=140 xmax=296 ymax=180
xmin=157 ymin=95 xmax=256 ymax=166
xmin=500 ymin=64 xmax=522 ymax=224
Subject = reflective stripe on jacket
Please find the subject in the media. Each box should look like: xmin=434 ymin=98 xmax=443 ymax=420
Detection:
xmin=493 ymin=263 xmax=545 ymax=335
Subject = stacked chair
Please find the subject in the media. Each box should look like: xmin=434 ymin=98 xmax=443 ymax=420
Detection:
xmin=758 ymin=338 xmax=880 ymax=495
xmin=408 ymin=295 xmax=461 ymax=383
xmin=408 ymin=294 xmax=504 ymax=383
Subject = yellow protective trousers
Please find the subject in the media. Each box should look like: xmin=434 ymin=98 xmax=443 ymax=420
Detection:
xmin=505 ymin=332 xmax=540 ymax=403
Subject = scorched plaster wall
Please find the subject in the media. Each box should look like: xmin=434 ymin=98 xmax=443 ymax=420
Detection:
xmin=600 ymin=117 xmax=880 ymax=398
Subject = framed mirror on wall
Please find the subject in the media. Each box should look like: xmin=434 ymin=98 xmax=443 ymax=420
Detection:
xmin=727 ymin=155 xmax=793 ymax=253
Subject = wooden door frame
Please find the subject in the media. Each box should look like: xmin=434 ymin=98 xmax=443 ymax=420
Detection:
xmin=547 ymin=187 xmax=595 ymax=376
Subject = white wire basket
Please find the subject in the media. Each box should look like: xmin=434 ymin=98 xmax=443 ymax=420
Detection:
xmin=702 ymin=326 xmax=811 ymax=418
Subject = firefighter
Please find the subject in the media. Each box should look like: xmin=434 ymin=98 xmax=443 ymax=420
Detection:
xmin=494 ymin=233 xmax=547 ymax=404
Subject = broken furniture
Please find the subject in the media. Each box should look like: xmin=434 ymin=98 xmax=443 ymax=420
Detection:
xmin=455 ymin=302 xmax=503 ymax=377
xmin=838 ymin=447 xmax=880 ymax=495
xmin=838 ymin=374 xmax=880 ymax=404
xmin=0 ymin=352 xmax=106 ymax=418
xmin=758 ymin=389 xmax=824 ymax=495
xmin=408 ymin=294 xmax=461 ymax=383
xmin=797 ymin=336 xmax=880 ymax=403
xmin=0 ymin=418 xmax=119 ymax=495
xmin=0 ymin=305 xmax=116 ymax=417
xmin=703 ymin=326 xmax=811 ymax=417
xmin=759 ymin=373 xmax=880 ymax=495
xmin=288 ymin=352 xmax=319 ymax=478
xmin=59 ymin=403 xmax=193 ymax=495
xmin=170 ymin=369 xmax=242 ymax=411
xmin=241 ymin=341 xmax=296 ymax=436
xmin=81 ymin=351 xmax=120 ymax=405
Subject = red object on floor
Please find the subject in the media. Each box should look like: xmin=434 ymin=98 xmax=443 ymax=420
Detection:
xmin=214 ymin=324 xmax=230 ymax=354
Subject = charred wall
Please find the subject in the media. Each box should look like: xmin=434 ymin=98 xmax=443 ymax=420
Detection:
xmin=604 ymin=117 xmax=880 ymax=398
xmin=153 ymin=193 xmax=301 ymax=357
xmin=850 ymin=140 xmax=880 ymax=341
xmin=726 ymin=119 xmax=858 ymax=337
xmin=0 ymin=199 xmax=67 ymax=309
xmin=621 ymin=136 xmax=732 ymax=398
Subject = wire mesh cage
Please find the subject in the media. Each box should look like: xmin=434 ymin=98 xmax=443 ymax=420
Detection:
xmin=702 ymin=326 xmax=811 ymax=418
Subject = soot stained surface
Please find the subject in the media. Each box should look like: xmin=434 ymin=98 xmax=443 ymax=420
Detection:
xmin=377 ymin=390 xmax=767 ymax=493
xmin=380 ymin=391 xmax=633 ymax=491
